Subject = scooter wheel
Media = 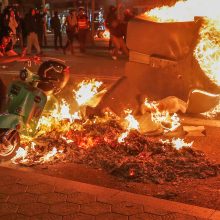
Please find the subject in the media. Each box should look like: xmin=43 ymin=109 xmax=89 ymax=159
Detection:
xmin=0 ymin=129 xmax=20 ymax=162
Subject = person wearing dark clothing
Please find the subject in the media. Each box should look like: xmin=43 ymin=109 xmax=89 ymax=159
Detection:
xmin=105 ymin=5 xmax=117 ymax=50
xmin=20 ymin=16 xmax=27 ymax=47
xmin=36 ymin=9 xmax=47 ymax=47
xmin=122 ymin=9 xmax=134 ymax=42
xmin=51 ymin=11 xmax=62 ymax=50
xmin=77 ymin=8 xmax=89 ymax=53
xmin=63 ymin=9 xmax=78 ymax=55
xmin=15 ymin=11 xmax=24 ymax=49
xmin=0 ymin=28 xmax=15 ymax=56
xmin=110 ymin=19 xmax=129 ymax=60
xmin=25 ymin=8 xmax=41 ymax=54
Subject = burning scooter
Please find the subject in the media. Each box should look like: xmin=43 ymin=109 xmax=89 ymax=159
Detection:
xmin=0 ymin=60 xmax=70 ymax=161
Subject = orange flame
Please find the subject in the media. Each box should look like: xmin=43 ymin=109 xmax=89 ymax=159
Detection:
xmin=11 ymin=147 xmax=28 ymax=164
xmin=103 ymin=29 xmax=110 ymax=39
xmin=73 ymin=79 xmax=103 ymax=106
xmin=144 ymin=98 xmax=180 ymax=133
xmin=171 ymin=138 xmax=193 ymax=150
xmin=194 ymin=19 xmax=220 ymax=85
xmin=36 ymin=99 xmax=81 ymax=134
xmin=144 ymin=0 xmax=220 ymax=86
xmin=118 ymin=110 xmax=139 ymax=143
xmin=160 ymin=138 xmax=193 ymax=150
xmin=145 ymin=0 xmax=220 ymax=22
xmin=40 ymin=147 xmax=57 ymax=162
xmin=202 ymin=102 xmax=220 ymax=118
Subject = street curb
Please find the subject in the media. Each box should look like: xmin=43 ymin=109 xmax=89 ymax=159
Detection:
xmin=0 ymin=166 xmax=219 ymax=219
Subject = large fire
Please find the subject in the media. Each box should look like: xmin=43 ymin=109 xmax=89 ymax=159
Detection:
xmin=144 ymin=0 xmax=220 ymax=86
xmin=11 ymin=78 xmax=220 ymax=183
xmin=12 ymin=79 xmax=186 ymax=164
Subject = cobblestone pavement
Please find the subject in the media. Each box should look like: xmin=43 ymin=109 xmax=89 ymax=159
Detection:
xmin=0 ymin=167 xmax=219 ymax=220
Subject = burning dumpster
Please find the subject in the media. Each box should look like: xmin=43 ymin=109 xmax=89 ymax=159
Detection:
xmin=90 ymin=0 xmax=220 ymax=116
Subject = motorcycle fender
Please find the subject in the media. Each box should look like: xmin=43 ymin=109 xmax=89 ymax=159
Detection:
xmin=0 ymin=114 xmax=21 ymax=129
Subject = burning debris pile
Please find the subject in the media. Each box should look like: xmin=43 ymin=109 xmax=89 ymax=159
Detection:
xmin=12 ymin=117 xmax=220 ymax=184
xmin=11 ymin=78 xmax=220 ymax=183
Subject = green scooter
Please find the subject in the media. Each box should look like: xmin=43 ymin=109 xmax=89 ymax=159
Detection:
xmin=0 ymin=60 xmax=70 ymax=161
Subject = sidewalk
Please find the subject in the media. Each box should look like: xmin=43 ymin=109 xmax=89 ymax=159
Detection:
xmin=0 ymin=166 xmax=219 ymax=220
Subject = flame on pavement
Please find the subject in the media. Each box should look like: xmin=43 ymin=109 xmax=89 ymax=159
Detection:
xmin=40 ymin=147 xmax=57 ymax=163
xmin=118 ymin=109 xmax=140 ymax=143
xmin=73 ymin=79 xmax=103 ymax=106
xmin=144 ymin=98 xmax=180 ymax=133
xmin=160 ymin=138 xmax=193 ymax=150
xmin=12 ymin=79 xmax=185 ymax=164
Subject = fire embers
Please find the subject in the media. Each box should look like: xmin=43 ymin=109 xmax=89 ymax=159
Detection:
xmin=13 ymin=118 xmax=220 ymax=184
xmin=10 ymin=78 xmax=220 ymax=184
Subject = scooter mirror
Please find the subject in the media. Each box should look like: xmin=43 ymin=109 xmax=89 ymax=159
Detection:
xmin=20 ymin=68 xmax=39 ymax=83
xmin=20 ymin=69 xmax=28 ymax=81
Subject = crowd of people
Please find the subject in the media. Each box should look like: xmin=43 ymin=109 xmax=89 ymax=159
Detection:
xmin=0 ymin=4 xmax=134 ymax=112
xmin=0 ymin=6 xmax=47 ymax=58
xmin=0 ymin=5 xmax=134 ymax=61
xmin=0 ymin=6 xmax=90 ymax=59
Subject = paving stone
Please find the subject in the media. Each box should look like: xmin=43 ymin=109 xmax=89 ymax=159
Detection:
xmin=54 ymin=183 xmax=78 ymax=194
xmin=144 ymin=206 xmax=171 ymax=216
xmin=67 ymin=192 xmax=96 ymax=204
xmin=196 ymin=217 xmax=211 ymax=220
xmin=15 ymin=214 xmax=30 ymax=220
xmin=54 ymin=186 xmax=78 ymax=194
xmin=8 ymin=193 xmax=37 ymax=204
xmin=49 ymin=202 xmax=80 ymax=215
xmin=16 ymin=178 xmax=41 ymax=186
xmin=31 ymin=213 xmax=62 ymax=220
xmin=0 ymin=176 xmax=19 ymax=186
xmin=130 ymin=213 xmax=162 ymax=220
xmin=38 ymin=192 xmax=67 ymax=204
xmin=0 ymin=214 xmax=30 ymax=220
xmin=112 ymin=201 xmax=144 ymax=216
xmin=63 ymin=213 xmax=95 ymax=220
xmin=18 ymin=202 xmax=49 ymax=216
xmin=0 ymin=203 xmax=18 ymax=216
xmin=27 ymin=184 xmax=54 ymax=194
xmin=0 ymin=214 xmax=16 ymax=220
xmin=96 ymin=212 xmax=128 ymax=220
xmin=210 ymin=211 xmax=220 ymax=220
xmin=80 ymin=202 xmax=111 ymax=215
xmin=0 ymin=184 xmax=27 ymax=195
xmin=162 ymin=213 xmax=197 ymax=220
xmin=0 ymin=194 xmax=9 ymax=202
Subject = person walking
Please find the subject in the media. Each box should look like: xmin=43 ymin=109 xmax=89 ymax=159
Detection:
xmin=110 ymin=19 xmax=129 ymax=60
xmin=36 ymin=9 xmax=47 ymax=47
xmin=122 ymin=9 xmax=134 ymax=42
xmin=77 ymin=8 xmax=89 ymax=53
xmin=3 ymin=8 xmax=18 ymax=46
xmin=63 ymin=9 xmax=77 ymax=55
xmin=51 ymin=11 xmax=62 ymax=50
xmin=105 ymin=5 xmax=117 ymax=51
xmin=25 ymin=8 xmax=41 ymax=55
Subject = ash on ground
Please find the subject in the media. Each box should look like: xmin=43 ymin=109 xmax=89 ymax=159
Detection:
xmin=14 ymin=119 xmax=220 ymax=184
